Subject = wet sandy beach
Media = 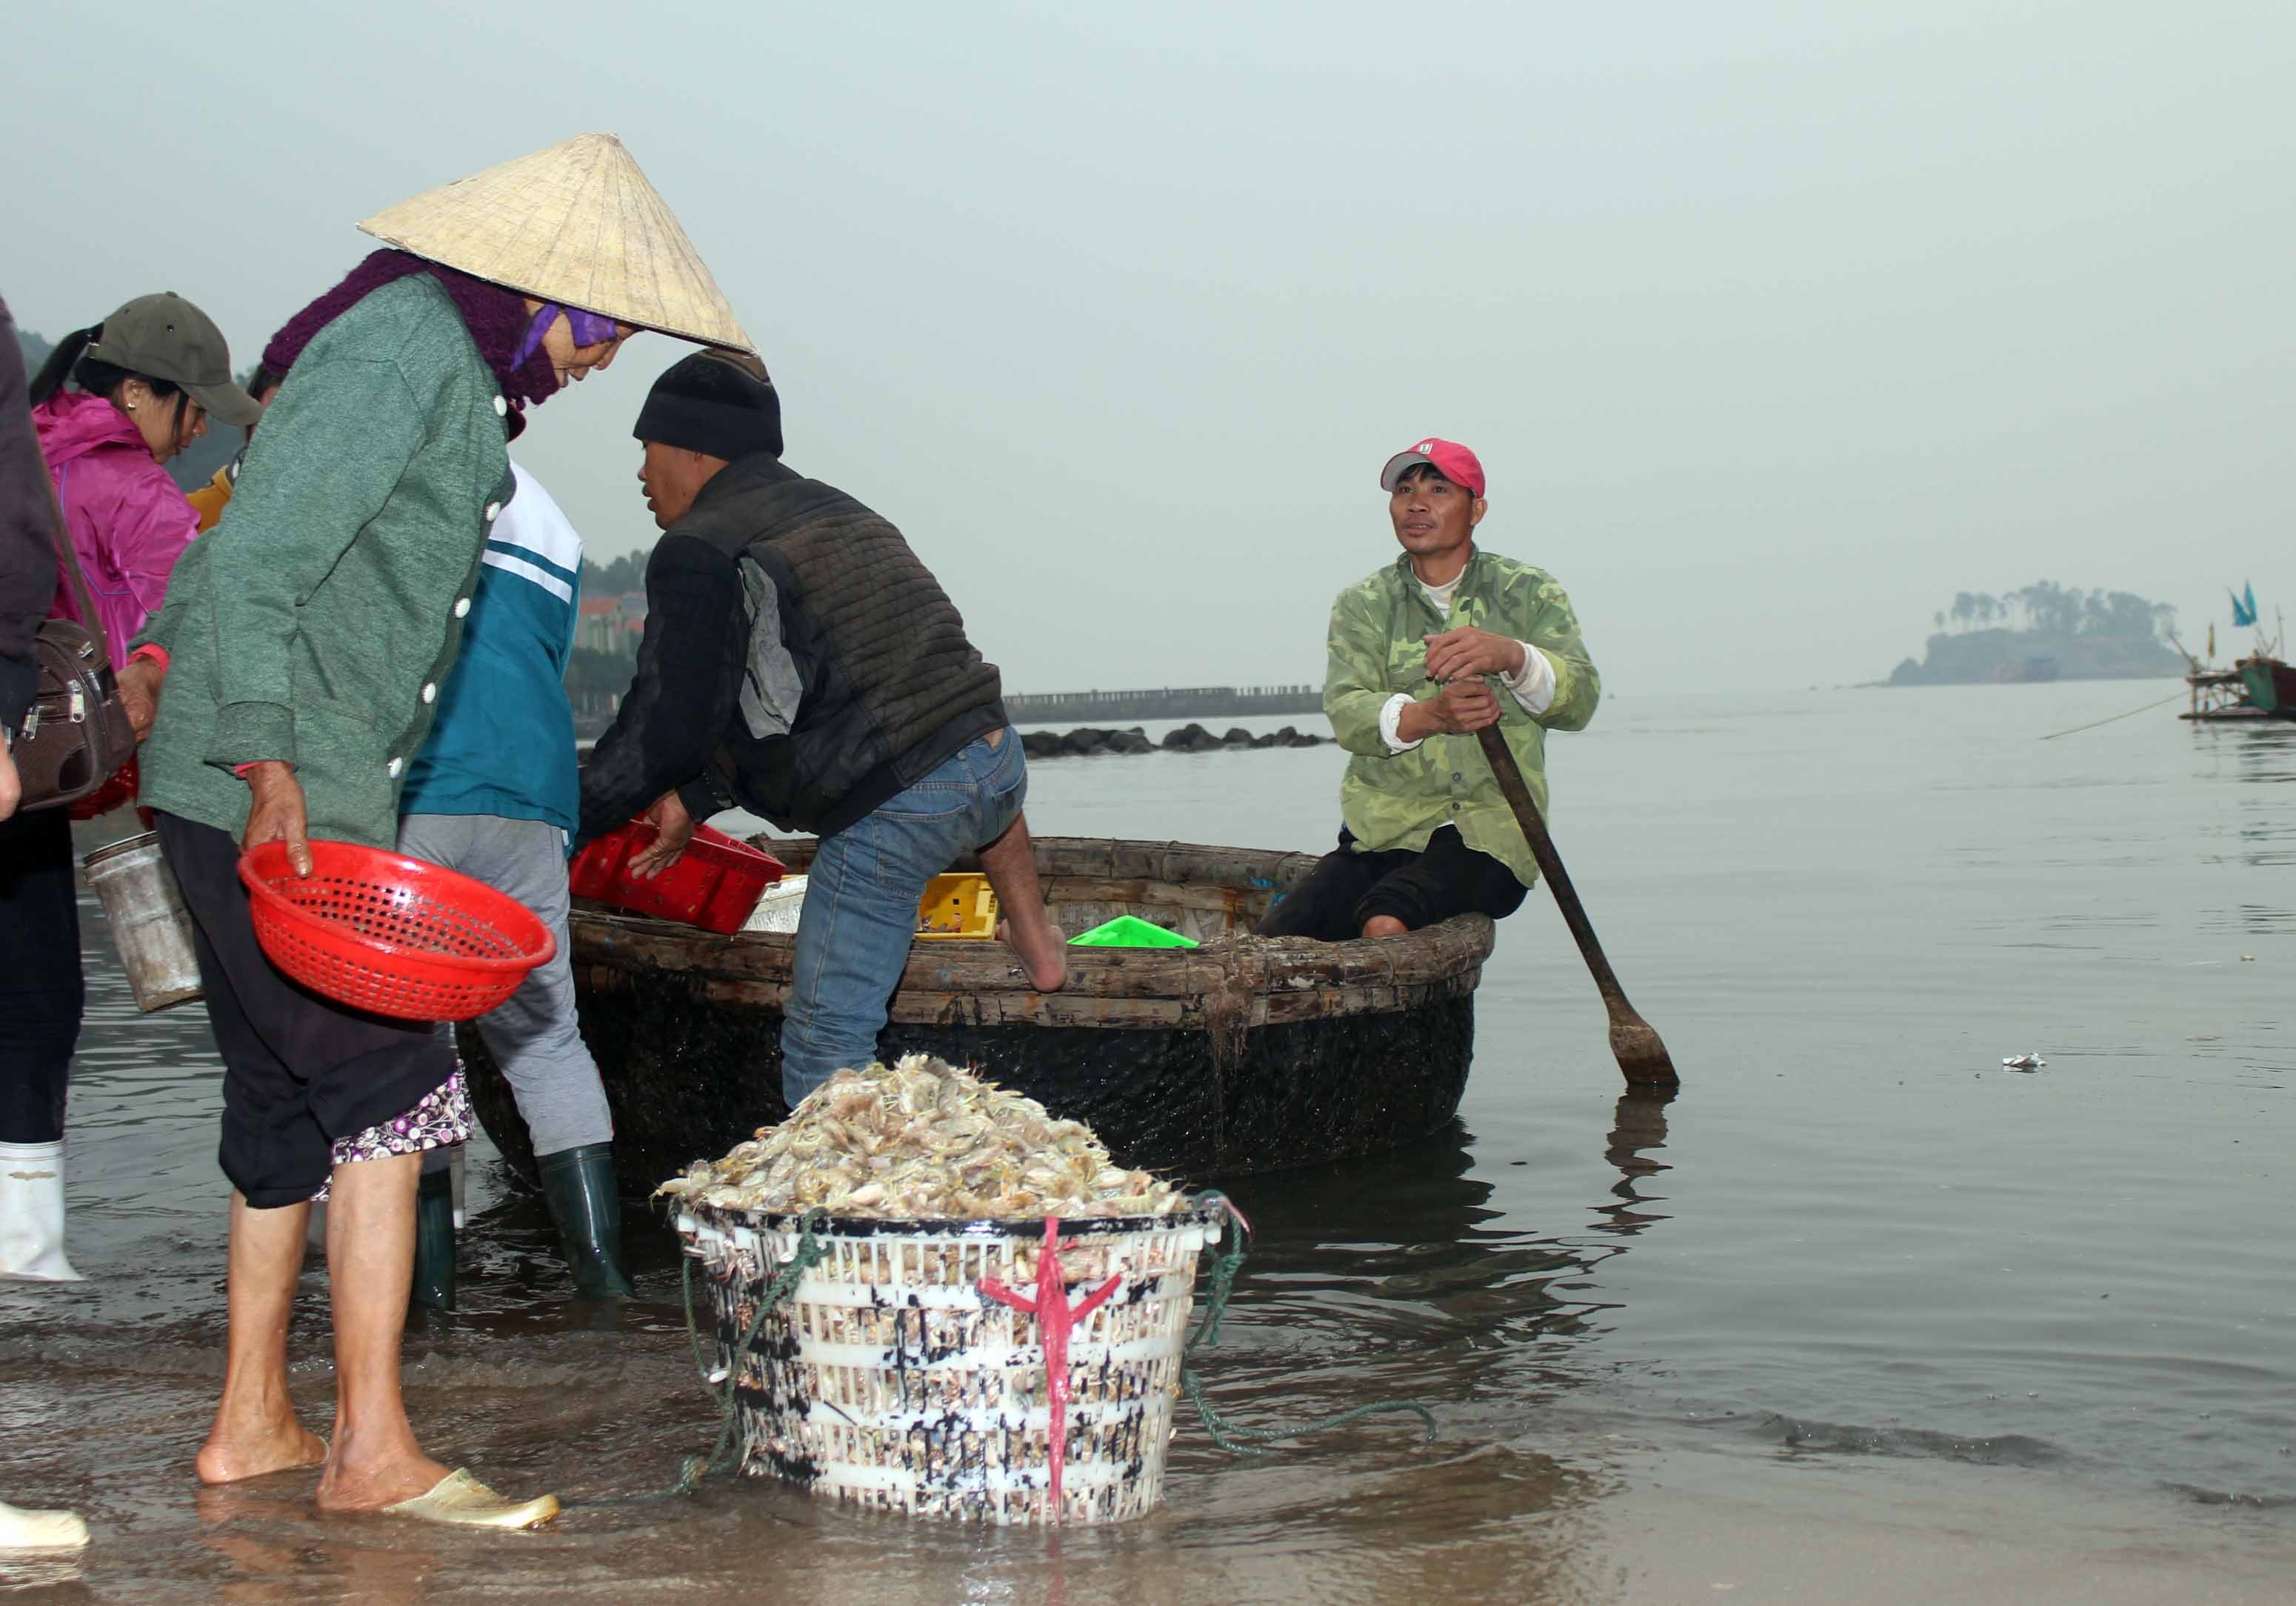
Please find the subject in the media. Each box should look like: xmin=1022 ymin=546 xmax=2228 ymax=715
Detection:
xmin=5 ymin=684 xmax=2292 ymax=1601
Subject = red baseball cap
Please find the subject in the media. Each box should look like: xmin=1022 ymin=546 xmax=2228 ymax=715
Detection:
xmin=1379 ymin=438 xmax=1485 ymax=497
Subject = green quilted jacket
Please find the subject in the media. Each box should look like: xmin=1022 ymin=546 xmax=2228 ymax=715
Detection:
xmin=1325 ymin=547 xmax=1601 ymax=888
xmin=136 ymin=276 xmax=514 ymax=847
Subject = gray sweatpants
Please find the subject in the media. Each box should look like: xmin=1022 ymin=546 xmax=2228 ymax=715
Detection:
xmin=397 ymin=813 xmax=613 ymax=1159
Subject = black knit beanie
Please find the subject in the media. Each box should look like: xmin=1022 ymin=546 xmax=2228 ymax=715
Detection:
xmin=633 ymin=348 xmax=783 ymax=461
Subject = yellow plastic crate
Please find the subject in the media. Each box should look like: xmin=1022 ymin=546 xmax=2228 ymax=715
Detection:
xmin=915 ymin=873 xmax=999 ymax=939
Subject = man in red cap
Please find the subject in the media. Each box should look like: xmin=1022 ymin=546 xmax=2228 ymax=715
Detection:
xmin=1258 ymin=439 xmax=1601 ymax=942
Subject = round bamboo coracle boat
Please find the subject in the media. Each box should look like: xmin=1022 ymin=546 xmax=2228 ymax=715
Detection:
xmin=461 ymin=836 xmax=1494 ymax=1197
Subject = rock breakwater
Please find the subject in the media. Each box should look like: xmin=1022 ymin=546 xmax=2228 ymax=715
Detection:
xmin=1018 ymin=722 xmax=1325 ymax=759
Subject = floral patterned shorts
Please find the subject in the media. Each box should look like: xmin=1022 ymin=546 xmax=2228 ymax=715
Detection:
xmin=307 ymin=1070 xmax=473 ymax=1203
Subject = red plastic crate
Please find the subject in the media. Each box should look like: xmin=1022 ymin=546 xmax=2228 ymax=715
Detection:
xmin=570 ymin=819 xmax=785 ymax=935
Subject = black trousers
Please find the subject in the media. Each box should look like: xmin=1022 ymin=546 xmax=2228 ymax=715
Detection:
xmin=156 ymin=813 xmax=455 ymax=1208
xmin=0 ymin=807 xmax=82 ymax=1144
xmin=1257 ymin=824 xmax=1528 ymax=942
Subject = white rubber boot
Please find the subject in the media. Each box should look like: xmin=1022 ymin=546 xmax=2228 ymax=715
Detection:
xmin=0 ymin=1499 xmax=89 ymax=1548
xmin=0 ymin=1142 xmax=84 ymax=1282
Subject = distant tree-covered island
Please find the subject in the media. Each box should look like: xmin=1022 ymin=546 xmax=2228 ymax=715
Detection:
xmin=1888 ymin=582 xmax=2184 ymax=685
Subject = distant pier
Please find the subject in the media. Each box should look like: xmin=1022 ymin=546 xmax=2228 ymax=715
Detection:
xmin=1002 ymin=684 xmax=1322 ymax=724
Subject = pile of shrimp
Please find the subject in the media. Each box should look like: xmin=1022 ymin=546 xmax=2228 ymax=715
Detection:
xmin=655 ymin=1053 xmax=1187 ymax=1220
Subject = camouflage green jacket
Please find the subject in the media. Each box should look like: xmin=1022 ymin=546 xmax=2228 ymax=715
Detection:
xmin=1325 ymin=547 xmax=1600 ymax=887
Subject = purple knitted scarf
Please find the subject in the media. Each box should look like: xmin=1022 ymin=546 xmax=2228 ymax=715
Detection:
xmin=261 ymin=250 xmax=561 ymax=435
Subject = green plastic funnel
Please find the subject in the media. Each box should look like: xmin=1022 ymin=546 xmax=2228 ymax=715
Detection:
xmin=1067 ymin=915 xmax=1199 ymax=949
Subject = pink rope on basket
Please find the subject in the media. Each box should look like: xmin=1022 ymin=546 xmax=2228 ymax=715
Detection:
xmin=979 ymin=1217 xmax=1123 ymax=1525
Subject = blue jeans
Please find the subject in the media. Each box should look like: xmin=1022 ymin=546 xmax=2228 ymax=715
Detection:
xmin=781 ymin=729 xmax=1027 ymax=1106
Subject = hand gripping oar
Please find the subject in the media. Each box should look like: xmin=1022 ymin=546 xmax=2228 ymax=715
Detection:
xmin=1475 ymin=724 xmax=1678 ymax=1086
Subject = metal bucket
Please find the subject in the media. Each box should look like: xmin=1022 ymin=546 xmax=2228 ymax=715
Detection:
xmin=81 ymin=831 xmax=202 ymax=1013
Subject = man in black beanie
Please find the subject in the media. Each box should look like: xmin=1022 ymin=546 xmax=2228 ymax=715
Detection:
xmin=579 ymin=350 xmax=1068 ymax=1109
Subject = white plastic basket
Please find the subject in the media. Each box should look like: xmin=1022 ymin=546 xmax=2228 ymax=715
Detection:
xmin=677 ymin=1202 xmax=1217 ymax=1525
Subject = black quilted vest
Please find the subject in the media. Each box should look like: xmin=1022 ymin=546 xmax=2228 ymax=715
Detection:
xmin=675 ymin=455 xmax=1004 ymax=836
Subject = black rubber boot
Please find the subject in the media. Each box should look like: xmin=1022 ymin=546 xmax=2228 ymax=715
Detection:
xmin=537 ymin=1143 xmax=637 ymax=1299
xmin=411 ymin=1167 xmax=457 ymax=1311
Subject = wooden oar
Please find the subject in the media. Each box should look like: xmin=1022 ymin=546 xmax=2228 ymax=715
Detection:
xmin=1475 ymin=724 xmax=1678 ymax=1086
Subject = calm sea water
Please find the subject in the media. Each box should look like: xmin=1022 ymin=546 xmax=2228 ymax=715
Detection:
xmin=5 ymin=682 xmax=2292 ymax=1600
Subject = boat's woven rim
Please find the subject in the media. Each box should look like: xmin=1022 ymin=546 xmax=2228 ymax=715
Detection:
xmin=568 ymin=833 xmax=1497 ymax=995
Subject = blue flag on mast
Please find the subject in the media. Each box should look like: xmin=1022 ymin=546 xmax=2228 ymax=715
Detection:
xmin=2231 ymin=582 xmax=2258 ymax=628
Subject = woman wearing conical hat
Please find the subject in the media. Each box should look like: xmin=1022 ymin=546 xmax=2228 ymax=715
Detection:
xmin=122 ymin=133 xmax=749 ymax=1530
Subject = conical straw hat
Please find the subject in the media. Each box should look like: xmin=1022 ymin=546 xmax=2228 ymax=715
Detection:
xmin=357 ymin=132 xmax=753 ymax=353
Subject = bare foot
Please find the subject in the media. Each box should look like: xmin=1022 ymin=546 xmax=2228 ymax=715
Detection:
xmin=1360 ymin=915 xmax=1409 ymax=939
xmin=196 ymin=1419 xmax=328 ymax=1485
xmin=996 ymin=917 xmax=1069 ymax=992
xmin=314 ymin=1442 xmax=453 ymax=1513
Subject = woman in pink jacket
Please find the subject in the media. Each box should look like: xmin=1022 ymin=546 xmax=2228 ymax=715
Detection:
xmin=3 ymin=295 xmax=257 ymax=1286
xmin=29 ymin=293 xmax=263 ymax=653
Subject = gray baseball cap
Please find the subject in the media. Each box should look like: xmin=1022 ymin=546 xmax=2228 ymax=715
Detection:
xmin=82 ymin=293 xmax=263 ymax=427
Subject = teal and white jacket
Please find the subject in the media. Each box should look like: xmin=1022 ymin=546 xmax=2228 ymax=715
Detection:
xmin=399 ymin=462 xmax=582 ymax=831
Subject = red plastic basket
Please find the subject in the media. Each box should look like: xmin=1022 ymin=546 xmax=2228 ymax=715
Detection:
xmin=569 ymin=819 xmax=784 ymax=935
xmin=238 ymin=839 xmax=557 ymax=1022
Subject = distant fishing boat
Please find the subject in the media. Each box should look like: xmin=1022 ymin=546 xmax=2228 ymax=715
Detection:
xmin=2180 ymin=656 xmax=2295 ymax=722
xmin=461 ymin=836 xmax=1495 ymax=1196
xmin=2238 ymin=656 xmax=2296 ymax=717
xmin=2177 ymin=586 xmax=2293 ymax=723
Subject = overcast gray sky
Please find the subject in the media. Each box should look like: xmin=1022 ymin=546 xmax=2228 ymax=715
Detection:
xmin=7 ymin=2 xmax=2290 ymax=696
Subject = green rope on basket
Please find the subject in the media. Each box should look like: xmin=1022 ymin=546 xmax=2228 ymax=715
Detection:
xmin=1180 ymin=1190 xmax=1438 ymax=1456
xmin=574 ymin=1204 xmax=835 ymax=1507
xmin=664 ymin=1205 xmax=831 ymax=1497
xmin=570 ymin=1205 xmax=830 ymax=1508
xmin=1181 ymin=1368 xmax=1436 ymax=1455
xmin=1184 ymin=1194 xmax=1249 ymax=1357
